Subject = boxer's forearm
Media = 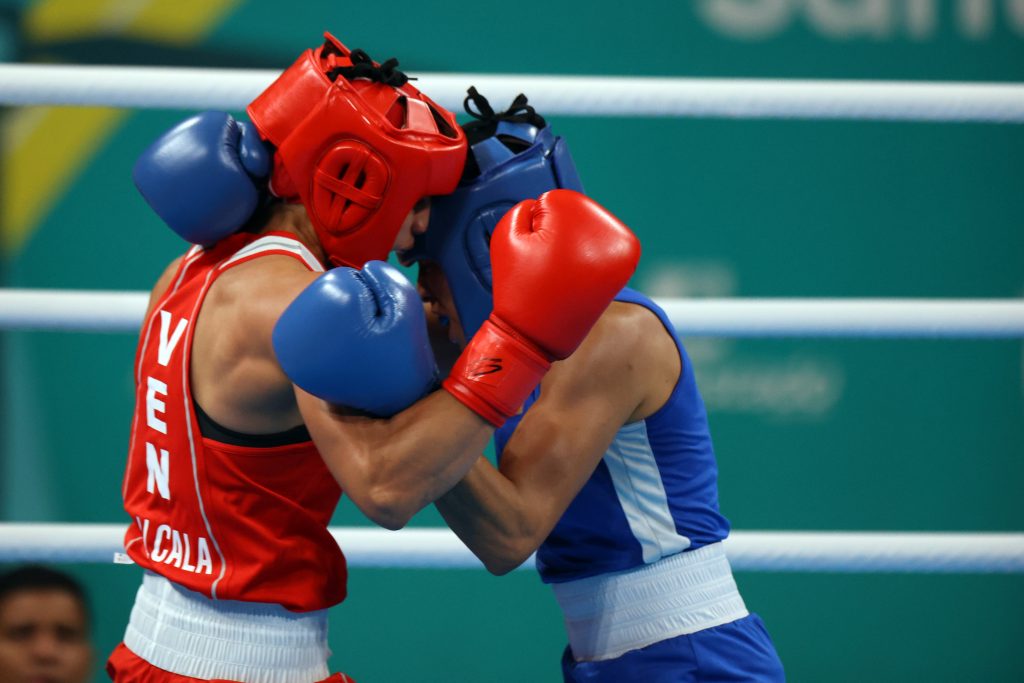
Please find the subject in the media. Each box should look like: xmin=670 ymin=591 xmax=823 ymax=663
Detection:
xmin=298 ymin=388 xmax=492 ymax=530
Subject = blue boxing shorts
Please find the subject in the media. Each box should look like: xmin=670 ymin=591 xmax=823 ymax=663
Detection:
xmin=560 ymin=613 xmax=785 ymax=683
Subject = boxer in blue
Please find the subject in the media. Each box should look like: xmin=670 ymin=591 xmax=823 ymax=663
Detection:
xmin=402 ymin=90 xmax=787 ymax=682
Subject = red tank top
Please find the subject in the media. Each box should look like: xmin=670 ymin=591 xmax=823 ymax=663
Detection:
xmin=121 ymin=232 xmax=346 ymax=612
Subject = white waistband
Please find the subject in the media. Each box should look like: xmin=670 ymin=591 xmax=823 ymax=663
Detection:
xmin=551 ymin=542 xmax=748 ymax=662
xmin=124 ymin=573 xmax=331 ymax=683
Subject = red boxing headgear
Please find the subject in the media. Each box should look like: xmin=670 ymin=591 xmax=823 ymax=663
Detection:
xmin=247 ymin=33 xmax=467 ymax=267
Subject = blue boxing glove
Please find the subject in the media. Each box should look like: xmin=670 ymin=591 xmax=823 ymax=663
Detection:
xmin=273 ymin=261 xmax=438 ymax=417
xmin=133 ymin=111 xmax=271 ymax=245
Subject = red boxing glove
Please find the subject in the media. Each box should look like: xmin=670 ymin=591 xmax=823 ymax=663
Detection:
xmin=444 ymin=189 xmax=641 ymax=426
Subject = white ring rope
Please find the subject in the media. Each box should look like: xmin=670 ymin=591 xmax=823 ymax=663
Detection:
xmin=0 ymin=524 xmax=1020 ymax=573
xmin=1 ymin=289 xmax=1022 ymax=338
xmin=1 ymin=64 xmax=1023 ymax=123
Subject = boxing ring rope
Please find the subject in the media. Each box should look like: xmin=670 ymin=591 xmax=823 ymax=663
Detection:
xmin=1 ymin=64 xmax=1023 ymax=123
xmin=1 ymin=524 xmax=1021 ymax=573
xmin=2 ymin=289 xmax=1023 ymax=337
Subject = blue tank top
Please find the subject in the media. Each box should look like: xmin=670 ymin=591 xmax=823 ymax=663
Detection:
xmin=494 ymin=288 xmax=730 ymax=584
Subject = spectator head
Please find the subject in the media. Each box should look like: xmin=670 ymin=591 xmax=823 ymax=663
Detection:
xmin=0 ymin=565 xmax=93 ymax=683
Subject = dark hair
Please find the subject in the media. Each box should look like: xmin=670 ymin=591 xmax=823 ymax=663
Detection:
xmin=0 ymin=565 xmax=91 ymax=627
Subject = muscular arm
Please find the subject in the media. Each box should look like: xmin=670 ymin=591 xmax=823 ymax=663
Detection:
xmin=192 ymin=254 xmax=318 ymax=434
xmin=296 ymin=388 xmax=493 ymax=530
xmin=435 ymin=303 xmax=680 ymax=574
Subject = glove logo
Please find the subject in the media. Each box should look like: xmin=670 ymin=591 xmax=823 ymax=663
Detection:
xmin=468 ymin=357 xmax=503 ymax=385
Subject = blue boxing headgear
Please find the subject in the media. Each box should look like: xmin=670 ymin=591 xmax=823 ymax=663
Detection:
xmin=403 ymin=89 xmax=583 ymax=341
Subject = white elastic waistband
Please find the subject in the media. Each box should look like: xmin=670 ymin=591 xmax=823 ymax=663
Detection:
xmin=124 ymin=572 xmax=331 ymax=683
xmin=551 ymin=542 xmax=748 ymax=662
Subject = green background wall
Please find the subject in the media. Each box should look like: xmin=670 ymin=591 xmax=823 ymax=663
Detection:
xmin=1 ymin=1 xmax=1022 ymax=680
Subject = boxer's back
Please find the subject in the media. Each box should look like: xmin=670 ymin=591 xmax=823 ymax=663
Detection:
xmin=121 ymin=231 xmax=346 ymax=612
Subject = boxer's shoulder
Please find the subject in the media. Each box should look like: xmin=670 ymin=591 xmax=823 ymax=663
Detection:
xmin=208 ymin=250 xmax=319 ymax=326
xmin=542 ymin=301 xmax=679 ymax=421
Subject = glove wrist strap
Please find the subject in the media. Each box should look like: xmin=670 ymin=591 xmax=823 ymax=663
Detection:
xmin=443 ymin=316 xmax=551 ymax=427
